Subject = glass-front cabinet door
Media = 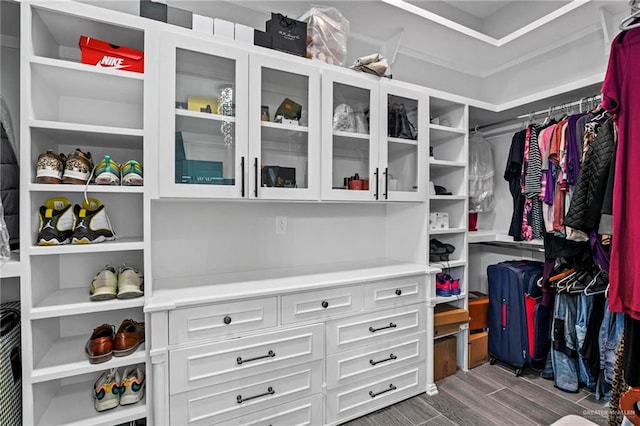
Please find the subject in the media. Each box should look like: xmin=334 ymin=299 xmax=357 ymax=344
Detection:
xmin=321 ymin=69 xmax=380 ymax=201
xmin=248 ymin=52 xmax=320 ymax=200
xmin=158 ymin=32 xmax=248 ymax=198
xmin=379 ymin=80 xmax=426 ymax=201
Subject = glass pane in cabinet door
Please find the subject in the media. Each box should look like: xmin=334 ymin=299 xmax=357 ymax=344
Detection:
xmin=387 ymin=94 xmax=418 ymax=193
xmin=260 ymin=68 xmax=309 ymax=189
xmin=332 ymin=82 xmax=371 ymax=191
xmin=174 ymin=48 xmax=237 ymax=186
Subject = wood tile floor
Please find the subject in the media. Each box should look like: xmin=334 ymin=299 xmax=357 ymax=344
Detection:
xmin=341 ymin=363 xmax=611 ymax=426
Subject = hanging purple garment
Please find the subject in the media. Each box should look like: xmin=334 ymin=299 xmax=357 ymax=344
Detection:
xmin=590 ymin=231 xmax=610 ymax=274
xmin=566 ymin=113 xmax=587 ymax=185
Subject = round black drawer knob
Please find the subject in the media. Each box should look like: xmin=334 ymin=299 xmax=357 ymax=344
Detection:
xmin=223 ymin=316 xmax=232 ymax=325
xmin=321 ymin=301 xmax=329 ymax=309
xmin=395 ymin=289 xmax=402 ymax=296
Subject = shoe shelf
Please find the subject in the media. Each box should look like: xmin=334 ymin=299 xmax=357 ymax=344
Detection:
xmin=30 ymin=56 xmax=144 ymax=81
xmin=30 ymin=120 xmax=144 ymax=148
xmin=429 ymin=259 xmax=466 ymax=269
xmin=31 ymin=291 xmax=145 ymax=320
xmin=28 ymin=184 xmax=144 ymax=193
xmin=31 ymin=334 xmax=145 ymax=383
xmin=34 ymin=375 xmax=146 ymax=426
xmin=28 ymin=237 xmax=145 ymax=256
xmin=431 ymin=293 xmax=468 ymax=305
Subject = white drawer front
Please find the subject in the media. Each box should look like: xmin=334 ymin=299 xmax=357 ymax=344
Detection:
xmin=326 ymin=363 xmax=426 ymax=425
xmin=225 ymin=394 xmax=323 ymax=426
xmin=170 ymin=324 xmax=324 ymax=394
xmin=363 ymin=275 xmax=426 ymax=309
xmin=326 ymin=333 xmax=425 ymax=389
xmin=281 ymin=285 xmax=361 ymax=324
xmin=170 ymin=361 xmax=323 ymax=426
xmin=169 ymin=297 xmax=277 ymax=345
xmin=326 ymin=304 xmax=425 ymax=354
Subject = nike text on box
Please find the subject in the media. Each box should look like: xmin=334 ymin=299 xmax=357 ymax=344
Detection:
xmin=79 ymin=36 xmax=144 ymax=73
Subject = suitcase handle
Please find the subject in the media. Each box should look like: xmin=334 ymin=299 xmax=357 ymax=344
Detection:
xmin=502 ymin=299 xmax=507 ymax=329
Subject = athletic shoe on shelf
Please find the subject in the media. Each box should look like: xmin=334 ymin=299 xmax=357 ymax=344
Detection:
xmin=435 ymin=273 xmax=452 ymax=297
xmin=62 ymin=148 xmax=94 ymax=184
xmin=117 ymin=265 xmax=144 ymax=299
xmin=72 ymin=198 xmax=116 ymax=244
xmin=89 ymin=266 xmax=118 ymax=301
xmin=35 ymin=150 xmax=66 ymax=184
xmin=93 ymin=369 xmax=121 ymax=412
xmin=449 ymin=277 xmax=461 ymax=295
xmin=121 ymin=160 xmax=143 ymax=186
xmin=120 ymin=367 xmax=145 ymax=406
xmin=94 ymin=155 xmax=121 ymax=185
xmin=36 ymin=197 xmax=75 ymax=245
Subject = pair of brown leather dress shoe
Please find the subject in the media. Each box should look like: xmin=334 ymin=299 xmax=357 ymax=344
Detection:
xmin=85 ymin=319 xmax=145 ymax=364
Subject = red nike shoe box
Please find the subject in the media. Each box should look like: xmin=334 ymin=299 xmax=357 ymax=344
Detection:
xmin=79 ymin=36 xmax=144 ymax=73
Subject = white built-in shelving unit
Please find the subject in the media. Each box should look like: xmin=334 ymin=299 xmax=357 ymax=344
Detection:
xmin=19 ymin=2 xmax=154 ymax=424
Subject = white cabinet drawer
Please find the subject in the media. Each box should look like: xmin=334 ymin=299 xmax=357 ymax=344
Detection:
xmin=170 ymin=361 xmax=323 ymax=426
xmin=326 ymin=363 xmax=426 ymax=425
xmin=224 ymin=394 xmax=323 ymax=426
xmin=169 ymin=324 xmax=324 ymax=394
xmin=363 ymin=275 xmax=426 ymax=309
xmin=326 ymin=304 xmax=425 ymax=354
xmin=281 ymin=285 xmax=361 ymax=324
xmin=326 ymin=332 xmax=425 ymax=389
xmin=169 ymin=297 xmax=277 ymax=345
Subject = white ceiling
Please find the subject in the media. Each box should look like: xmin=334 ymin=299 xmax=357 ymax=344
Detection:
xmin=442 ymin=0 xmax=509 ymax=19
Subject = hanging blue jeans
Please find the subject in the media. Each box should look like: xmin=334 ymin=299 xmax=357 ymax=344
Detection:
xmin=576 ymin=294 xmax=596 ymax=389
xmin=595 ymin=299 xmax=625 ymax=401
xmin=552 ymin=293 xmax=580 ymax=392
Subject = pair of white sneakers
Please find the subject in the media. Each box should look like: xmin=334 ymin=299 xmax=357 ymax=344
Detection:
xmin=93 ymin=367 xmax=145 ymax=412
xmin=90 ymin=265 xmax=144 ymax=301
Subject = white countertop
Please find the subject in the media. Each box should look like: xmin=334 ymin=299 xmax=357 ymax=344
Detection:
xmin=468 ymin=229 xmax=544 ymax=248
xmin=146 ymin=258 xmax=439 ymax=312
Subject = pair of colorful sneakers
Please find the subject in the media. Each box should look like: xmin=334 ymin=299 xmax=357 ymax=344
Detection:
xmin=36 ymin=149 xmax=94 ymax=184
xmin=436 ymin=272 xmax=461 ymax=297
xmin=94 ymin=156 xmax=143 ymax=186
xmin=90 ymin=265 xmax=144 ymax=301
xmin=36 ymin=197 xmax=115 ymax=245
xmin=93 ymin=367 xmax=145 ymax=412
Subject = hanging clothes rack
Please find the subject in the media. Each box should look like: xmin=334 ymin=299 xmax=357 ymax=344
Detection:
xmin=619 ymin=0 xmax=640 ymax=30
xmin=475 ymin=94 xmax=602 ymax=134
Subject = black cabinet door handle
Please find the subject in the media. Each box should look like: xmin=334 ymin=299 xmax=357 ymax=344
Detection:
xmin=369 ymin=322 xmax=397 ymax=333
xmin=321 ymin=300 xmax=329 ymax=309
xmin=395 ymin=289 xmax=402 ymax=296
xmin=384 ymin=167 xmax=388 ymax=199
xmin=374 ymin=167 xmax=379 ymax=200
xmin=237 ymin=386 xmax=275 ymax=404
xmin=241 ymin=156 xmax=245 ymax=197
xmin=223 ymin=316 xmax=232 ymax=325
xmin=369 ymin=384 xmax=396 ymax=398
xmin=237 ymin=350 xmax=276 ymax=365
xmin=254 ymin=157 xmax=259 ymax=197
xmin=369 ymin=353 xmax=397 ymax=366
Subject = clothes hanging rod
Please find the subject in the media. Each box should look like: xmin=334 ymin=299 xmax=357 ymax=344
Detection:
xmin=515 ymin=94 xmax=602 ymax=119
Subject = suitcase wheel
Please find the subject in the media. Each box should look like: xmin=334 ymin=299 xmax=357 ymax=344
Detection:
xmin=515 ymin=367 xmax=524 ymax=377
xmin=489 ymin=357 xmax=497 ymax=365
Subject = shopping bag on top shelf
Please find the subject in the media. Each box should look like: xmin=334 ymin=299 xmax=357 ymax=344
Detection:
xmin=265 ymin=13 xmax=307 ymax=57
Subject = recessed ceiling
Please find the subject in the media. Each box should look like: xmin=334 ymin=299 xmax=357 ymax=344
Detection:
xmin=442 ymin=0 xmax=509 ymax=19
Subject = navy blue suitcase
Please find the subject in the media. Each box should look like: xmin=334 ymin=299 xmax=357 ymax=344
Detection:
xmin=487 ymin=260 xmax=546 ymax=376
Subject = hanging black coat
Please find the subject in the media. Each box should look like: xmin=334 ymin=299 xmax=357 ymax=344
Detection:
xmin=565 ymin=118 xmax=615 ymax=233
